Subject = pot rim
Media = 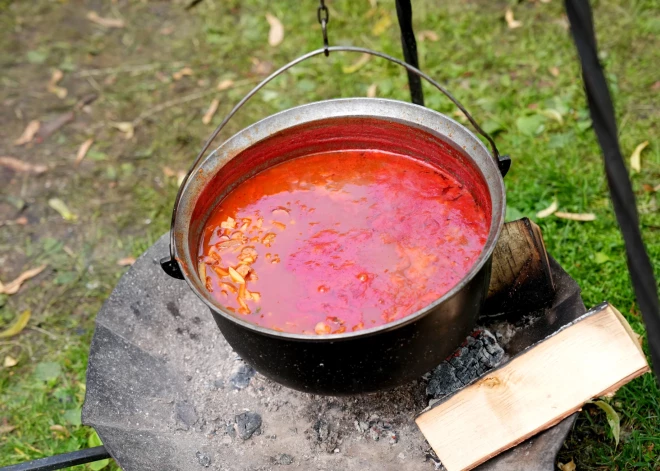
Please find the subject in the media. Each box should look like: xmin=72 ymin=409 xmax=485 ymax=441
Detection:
xmin=174 ymin=98 xmax=506 ymax=341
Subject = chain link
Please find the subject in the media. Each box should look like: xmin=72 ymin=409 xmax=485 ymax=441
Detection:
xmin=317 ymin=0 xmax=330 ymax=56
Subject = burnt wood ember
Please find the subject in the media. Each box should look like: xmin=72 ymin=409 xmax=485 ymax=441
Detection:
xmin=82 ymin=232 xmax=584 ymax=470
xmin=427 ymin=330 xmax=505 ymax=400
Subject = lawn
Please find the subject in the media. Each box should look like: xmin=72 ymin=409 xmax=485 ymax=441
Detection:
xmin=0 ymin=0 xmax=658 ymax=469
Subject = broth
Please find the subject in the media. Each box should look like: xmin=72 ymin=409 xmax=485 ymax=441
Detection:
xmin=199 ymin=150 xmax=489 ymax=334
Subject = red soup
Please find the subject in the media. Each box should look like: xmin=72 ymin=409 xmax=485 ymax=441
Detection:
xmin=199 ymin=150 xmax=489 ymax=335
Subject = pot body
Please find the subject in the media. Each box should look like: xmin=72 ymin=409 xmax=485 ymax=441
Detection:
xmin=173 ymin=99 xmax=506 ymax=395
xmin=212 ymin=258 xmax=491 ymax=394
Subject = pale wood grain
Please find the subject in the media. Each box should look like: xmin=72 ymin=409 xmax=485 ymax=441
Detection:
xmin=416 ymin=304 xmax=649 ymax=471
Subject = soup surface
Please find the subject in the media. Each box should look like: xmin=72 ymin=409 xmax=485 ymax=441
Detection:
xmin=199 ymin=150 xmax=489 ymax=335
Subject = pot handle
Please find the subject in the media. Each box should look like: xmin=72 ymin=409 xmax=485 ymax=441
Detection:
xmin=161 ymin=46 xmax=509 ymax=279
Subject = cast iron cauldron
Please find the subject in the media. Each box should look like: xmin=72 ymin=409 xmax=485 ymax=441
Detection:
xmin=161 ymin=47 xmax=509 ymax=395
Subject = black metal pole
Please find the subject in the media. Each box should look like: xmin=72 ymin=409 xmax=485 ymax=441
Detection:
xmin=395 ymin=0 xmax=424 ymax=105
xmin=0 ymin=447 xmax=111 ymax=471
xmin=565 ymin=0 xmax=660 ymax=381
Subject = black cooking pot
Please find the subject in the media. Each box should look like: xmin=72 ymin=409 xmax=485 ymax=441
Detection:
xmin=161 ymin=47 xmax=508 ymax=395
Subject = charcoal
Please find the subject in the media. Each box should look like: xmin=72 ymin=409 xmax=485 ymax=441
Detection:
xmin=230 ymin=363 xmax=256 ymax=390
xmin=195 ymin=451 xmax=211 ymax=467
xmin=235 ymin=411 xmax=262 ymax=439
xmin=427 ymin=329 xmax=505 ymax=400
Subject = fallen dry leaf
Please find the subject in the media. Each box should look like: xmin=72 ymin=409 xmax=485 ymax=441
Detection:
xmin=371 ymin=14 xmax=392 ymax=36
xmin=558 ymin=460 xmax=576 ymax=471
xmin=37 ymin=111 xmax=75 ymax=141
xmin=0 ymin=425 xmax=16 ymax=434
xmin=177 ymin=170 xmax=186 ymax=187
xmin=630 ymin=140 xmax=649 ymax=173
xmin=655 ymin=184 xmax=660 ymax=192
xmin=265 ymin=13 xmax=284 ymax=47
xmin=202 ymin=98 xmax=220 ymax=125
xmin=549 ymin=66 xmax=560 ymax=77
xmin=453 ymin=109 xmax=468 ymax=123
xmin=342 ymin=54 xmax=370 ymax=74
xmin=74 ymin=138 xmax=94 ymax=167
xmin=0 ymin=310 xmax=31 ymax=338
xmin=160 ymin=25 xmax=174 ymax=35
xmin=4 ymin=356 xmax=18 ymax=368
xmin=536 ymin=199 xmax=558 ymax=218
xmin=0 ymin=156 xmax=47 ymax=174
xmin=111 ymin=121 xmax=135 ymax=139
xmin=87 ymin=11 xmax=125 ymax=28
xmin=217 ymin=79 xmax=234 ymax=91
xmin=172 ymin=66 xmax=194 ymax=81
xmin=1 ymin=267 xmax=47 ymax=295
xmin=14 ymin=120 xmax=41 ymax=146
xmin=555 ymin=211 xmax=596 ymax=222
xmin=48 ymin=198 xmax=77 ymax=221
xmin=367 ymin=83 xmax=377 ymax=98
xmin=14 ymin=216 xmax=28 ymax=225
xmin=50 ymin=425 xmax=70 ymax=437
xmin=47 ymin=69 xmax=67 ymax=99
xmin=117 ymin=257 xmax=136 ymax=267
xmin=540 ymin=108 xmax=563 ymax=124
xmin=652 ymin=81 xmax=660 ymax=91
xmin=162 ymin=166 xmax=176 ymax=178
xmin=505 ymin=8 xmax=522 ymax=29
xmin=250 ymin=58 xmax=273 ymax=76
xmin=418 ymin=30 xmax=439 ymax=42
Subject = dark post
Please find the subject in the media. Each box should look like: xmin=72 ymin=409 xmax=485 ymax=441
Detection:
xmin=395 ymin=0 xmax=424 ymax=106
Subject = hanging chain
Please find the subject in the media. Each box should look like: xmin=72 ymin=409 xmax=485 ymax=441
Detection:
xmin=317 ymin=0 xmax=330 ymax=56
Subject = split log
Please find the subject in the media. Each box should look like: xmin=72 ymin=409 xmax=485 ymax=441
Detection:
xmin=416 ymin=303 xmax=649 ymax=471
xmin=484 ymin=218 xmax=555 ymax=316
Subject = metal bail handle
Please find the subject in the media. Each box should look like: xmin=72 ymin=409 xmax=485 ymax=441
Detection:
xmin=161 ymin=46 xmax=510 ymax=279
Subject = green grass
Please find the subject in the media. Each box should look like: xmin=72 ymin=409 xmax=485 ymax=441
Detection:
xmin=0 ymin=0 xmax=658 ymax=469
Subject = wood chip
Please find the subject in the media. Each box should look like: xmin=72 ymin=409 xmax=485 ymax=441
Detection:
xmin=172 ymin=67 xmax=193 ymax=81
xmin=87 ymin=11 xmax=125 ymax=28
xmin=505 ymin=8 xmax=522 ymax=29
xmin=630 ymin=141 xmax=648 ymax=173
xmin=202 ymin=98 xmax=220 ymax=125
xmin=555 ymin=211 xmax=596 ymax=222
xmin=74 ymin=138 xmax=94 ymax=167
xmin=47 ymin=69 xmax=67 ymax=99
xmin=536 ymin=200 xmax=558 ymax=219
xmin=266 ymin=13 xmax=284 ymax=46
xmin=367 ymin=83 xmax=377 ymax=98
xmin=1 ymin=265 xmax=47 ymax=295
xmin=117 ymin=257 xmax=136 ymax=266
xmin=14 ymin=120 xmax=40 ymax=146
xmin=0 ymin=156 xmax=47 ymax=174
